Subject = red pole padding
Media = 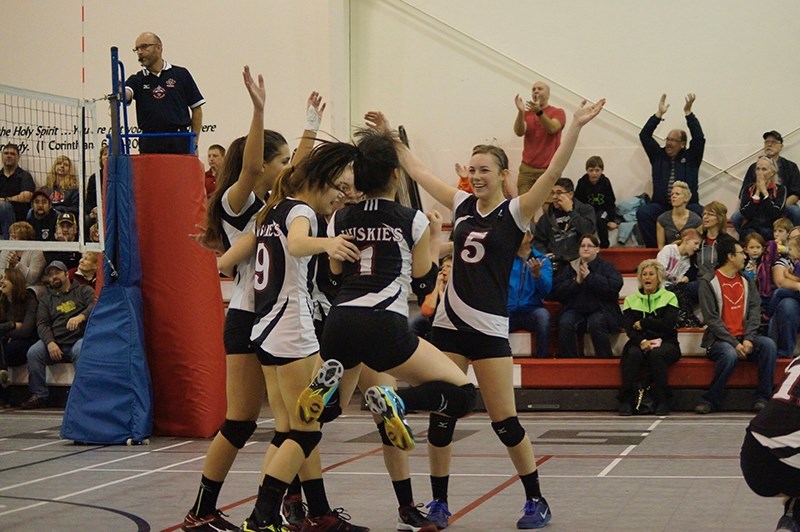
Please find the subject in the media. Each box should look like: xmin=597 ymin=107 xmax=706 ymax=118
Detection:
xmin=132 ymin=155 xmax=226 ymax=437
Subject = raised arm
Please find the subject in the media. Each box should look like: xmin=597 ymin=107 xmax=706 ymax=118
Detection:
xmin=518 ymin=99 xmax=606 ymax=222
xmin=292 ymin=91 xmax=326 ymax=165
xmin=227 ymin=66 xmax=266 ymax=214
xmin=365 ymin=111 xmax=458 ymax=210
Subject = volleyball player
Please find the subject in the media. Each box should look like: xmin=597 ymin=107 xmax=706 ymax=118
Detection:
xmin=219 ymin=142 xmax=368 ymax=532
xmin=363 ymin=99 xmax=605 ymax=529
xmin=183 ymin=66 xmax=321 ymax=532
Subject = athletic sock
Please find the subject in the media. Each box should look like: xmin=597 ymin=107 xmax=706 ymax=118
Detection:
xmin=302 ymin=478 xmax=331 ymax=517
xmin=286 ymin=475 xmax=302 ymax=497
xmin=520 ymin=470 xmax=542 ymax=499
xmin=392 ymin=478 xmax=414 ymax=508
xmin=255 ymin=475 xmax=289 ymax=524
xmin=192 ymin=475 xmax=223 ymax=516
xmin=430 ymin=475 xmax=449 ymax=503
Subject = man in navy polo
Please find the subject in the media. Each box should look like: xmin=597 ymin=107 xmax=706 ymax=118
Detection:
xmin=0 ymin=143 xmax=35 ymax=238
xmin=124 ymin=32 xmax=205 ymax=155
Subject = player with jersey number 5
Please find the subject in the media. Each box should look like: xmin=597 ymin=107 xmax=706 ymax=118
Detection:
xmin=364 ymin=98 xmax=605 ymax=530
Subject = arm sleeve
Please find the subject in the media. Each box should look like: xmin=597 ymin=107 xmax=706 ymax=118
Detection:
xmin=9 ymin=296 xmax=38 ymax=339
xmin=639 ymin=115 xmax=663 ymax=162
xmin=36 ymin=297 xmax=55 ymax=345
xmin=685 ymin=113 xmax=706 ymax=164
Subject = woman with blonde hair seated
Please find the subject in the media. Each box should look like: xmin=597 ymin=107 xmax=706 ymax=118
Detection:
xmin=619 ymin=259 xmax=681 ymax=415
xmin=0 ymin=221 xmax=45 ymax=296
xmin=44 ymin=155 xmax=80 ymax=216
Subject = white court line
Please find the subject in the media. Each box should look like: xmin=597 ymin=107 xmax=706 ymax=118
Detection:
xmin=0 ymin=439 xmax=72 ymax=458
xmin=0 ymin=440 xmax=192 ymax=493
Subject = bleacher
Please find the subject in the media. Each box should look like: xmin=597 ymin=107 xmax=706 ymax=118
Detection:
xmin=8 ymin=247 xmax=790 ymax=411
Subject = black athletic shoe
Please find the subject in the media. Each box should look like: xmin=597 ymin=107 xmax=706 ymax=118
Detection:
xmin=281 ymin=494 xmax=305 ymax=531
xmin=299 ymin=508 xmax=370 ymax=531
xmin=397 ymin=504 xmax=437 ymax=532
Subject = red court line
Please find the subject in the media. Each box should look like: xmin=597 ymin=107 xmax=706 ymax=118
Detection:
xmin=449 ymin=455 xmax=552 ymax=526
xmin=159 ymin=446 xmax=383 ymax=532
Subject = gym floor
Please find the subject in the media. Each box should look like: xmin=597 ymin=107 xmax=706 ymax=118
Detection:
xmin=0 ymin=403 xmax=783 ymax=531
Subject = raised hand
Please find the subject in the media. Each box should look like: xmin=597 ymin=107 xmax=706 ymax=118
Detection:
xmin=306 ymin=91 xmax=326 ymax=131
xmin=426 ymin=209 xmax=443 ymax=235
xmin=454 ymin=162 xmax=468 ymax=179
xmin=657 ymin=93 xmax=669 ymax=118
xmin=242 ymin=65 xmax=265 ymax=111
xmin=573 ymin=98 xmax=606 ymax=127
xmin=364 ymin=111 xmax=390 ymax=134
xmin=514 ymin=94 xmax=526 ymax=113
xmin=683 ymin=93 xmax=696 ymax=115
xmin=526 ymin=94 xmax=542 ymax=114
xmin=526 ymin=257 xmax=544 ymax=278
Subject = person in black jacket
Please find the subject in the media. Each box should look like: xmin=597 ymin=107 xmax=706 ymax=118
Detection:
xmin=552 ymin=234 xmax=623 ymax=358
xmin=575 ymin=155 xmax=617 ymax=248
xmin=0 ymin=268 xmax=38 ymax=405
xmin=533 ymin=177 xmax=596 ymax=267
xmin=619 ymin=259 xmax=681 ymax=416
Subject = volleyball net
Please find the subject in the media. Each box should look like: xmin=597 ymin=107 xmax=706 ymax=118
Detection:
xmin=0 ymin=83 xmax=103 ymax=252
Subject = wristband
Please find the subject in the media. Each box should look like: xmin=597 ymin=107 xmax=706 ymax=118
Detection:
xmin=535 ymin=110 xmax=544 ymax=116
xmin=305 ymin=106 xmax=322 ymax=132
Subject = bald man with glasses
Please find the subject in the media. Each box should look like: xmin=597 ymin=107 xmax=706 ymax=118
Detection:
xmin=124 ymin=32 xmax=205 ymax=154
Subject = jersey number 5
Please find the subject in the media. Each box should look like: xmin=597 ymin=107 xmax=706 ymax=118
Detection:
xmin=461 ymin=231 xmax=488 ymax=263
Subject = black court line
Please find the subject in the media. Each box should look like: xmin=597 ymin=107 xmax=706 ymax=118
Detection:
xmin=0 ymin=444 xmax=108 ymax=474
xmin=0 ymin=495 xmax=151 ymax=531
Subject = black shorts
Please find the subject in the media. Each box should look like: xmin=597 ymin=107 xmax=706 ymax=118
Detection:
xmin=224 ymin=309 xmax=256 ymax=355
xmin=254 ymin=347 xmax=316 ymax=367
xmin=430 ymin=327 xmax=511 ymax=360
xmin=321 ymin=307 xmax=419 ymax=372
xmin=741 ymin=430 xmax=800 ymax=497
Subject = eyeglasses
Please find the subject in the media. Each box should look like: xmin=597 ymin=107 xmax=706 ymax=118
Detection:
xmin=132 ymin=43 xmax=158 ymax=53
xmin=551 ymin=190 xmax=569 ymax=196
xmin=764 ymin=140 xmax=782 ymax=146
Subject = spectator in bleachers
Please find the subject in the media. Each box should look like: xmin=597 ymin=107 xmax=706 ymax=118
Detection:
xmin=28 ymin=190 xmax=57 ymax=241
xmin=409 ymin=255 xmax=451 ymax=341
xmin=68 ymin=251 xmax=98 ymax=289
xmin=743 ymin=232 xmax=765 ymax=283
xmin=85 ymin=145 xmax=107 ymax=235
xmin=0 ymin=268 xmax=38 ymax=406
xmin=618 ymin=259 xmax=680 ymax=416
xmin=19 ymin=260 xmax=95 ymax=409
xmin=508 ymin=230 xmax=552 ymax=358
xmin=734 ymin=130 xmax=800 ymax=231
xmin=656 ymin=181 xmax=702 ymax=249
xmin=656 ymin=227 xmax=703 ymax=327
xmin=757 ymin=218 xmax=793 ymax=305
xmin=574 ymin=156 xmax=617 ymax=249
xmin=695 ymin=236 xmax=777 ymax=414
xmin=0 ymin=143 xmax=35 ymax=239
xmin=88 ymin=223 xmax=100 ymax=243
xmin=513 ymin=81 xmax=566 ymax=195
xmin=552 ymin=233 xmax=622 ymax=358
xmin=695 ymin=201 xmax=728 ymax=279
xmin=737 ymin=156 xmax=787 ymax=241
xmin=768 ymin=235 xmax=800 ymax=359
xmin=637 ymin=94 xmax=705 ymax=248
xmin=45 ymin=213 xmax=80 ymax=271
xmin=43 ymin=155 xmax=79 ymax=217
xmin=205 ymin=144 xmax=225 ymax=199
xmin=0 ymin=221 xmax=45 ymax=296
xmin=533 ymin=177 xmax=596 ymax=268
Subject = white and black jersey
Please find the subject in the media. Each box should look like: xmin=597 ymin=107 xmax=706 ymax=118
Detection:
xmin=434 ymin=190 xmax=527 ymax=338
xmin=221 ymin=189 xmax=264 ymax=312
xmin=251 ymin=198 xmax=319 ymax=358
xmin=327 ymin=198 xmax=428 ymax=317
xmin=748 ymin=356 xmax=800 ymax=468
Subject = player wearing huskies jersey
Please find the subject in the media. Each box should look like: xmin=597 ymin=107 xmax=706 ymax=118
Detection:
xmin=365 ymin=99 xmax=605 ymax=530
xmin=742 ymin=356 xmax=800 ymax=532
xmin=290 ymin=129 xmax=477 ymax=532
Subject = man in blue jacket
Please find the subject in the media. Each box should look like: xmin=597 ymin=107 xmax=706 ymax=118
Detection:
xmin=637 ymin=93 xmax=705 ymax=248
xmin=509 ymin=230 xmax=553 ymax=358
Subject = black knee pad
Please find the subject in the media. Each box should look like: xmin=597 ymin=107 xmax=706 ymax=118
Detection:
xmin=376 ymin=421 xmax=393 ymax=446
xmin=287 ymin=430 xmax=322 ymax=458
xmin=427 ymin=413 xmax=457 ymax=448
xmin=410 ymin=381 xmax=477 ymax=419
xmin=220 ymin=419 xmax=257 ymax=449
xmin=318 ymin=404 xmax=342 ymax=424
xmin=491 ymin=416 xmax=526 ymax=448
xmin=271 ymin=431 xmax=289 ymax=448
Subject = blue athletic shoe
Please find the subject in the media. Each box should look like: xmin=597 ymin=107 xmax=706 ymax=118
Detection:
xmin=364 ymin=386 xmax=415 ymax=451
xmin=296 ymin=359 xmax=344 ymax=423
xmin=516 ymin=497 xmax=551 ymax=529
xmin=425 ymin=499 xmax=451 ymax=529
